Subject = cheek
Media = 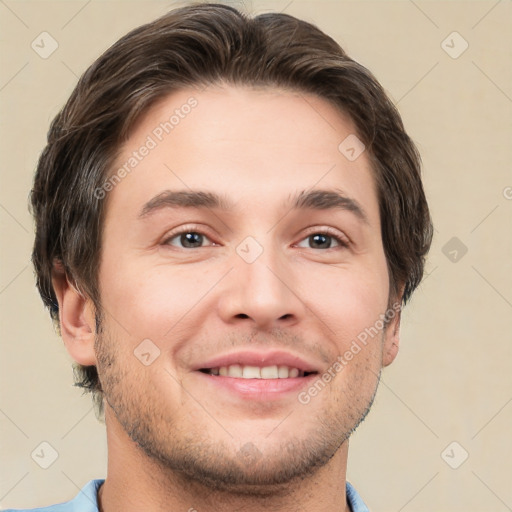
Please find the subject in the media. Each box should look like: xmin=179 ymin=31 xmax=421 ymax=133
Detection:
xmin=99 ymin=255 xmax=215 ymax=341
xmin=302 ymin=259 xmax=389 ymax=342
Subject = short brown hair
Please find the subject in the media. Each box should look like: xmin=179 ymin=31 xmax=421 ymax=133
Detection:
xmin=31 ymin=2 xmax=433 ymax=416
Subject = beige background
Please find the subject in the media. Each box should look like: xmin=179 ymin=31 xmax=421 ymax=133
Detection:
xmin=1 ymin=1 xmax=511 ymax=510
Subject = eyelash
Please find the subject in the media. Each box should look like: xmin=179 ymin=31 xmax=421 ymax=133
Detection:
xmin=161 ymin=225 xmax=350 ymax=250
xmin=299 ymin=226 xmax=350 ymax=249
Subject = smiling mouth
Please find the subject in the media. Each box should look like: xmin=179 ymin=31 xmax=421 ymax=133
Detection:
xmin=199 ymin=365 xmax=318 ymax=379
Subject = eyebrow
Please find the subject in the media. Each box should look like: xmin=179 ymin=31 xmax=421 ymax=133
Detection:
xmin=139 ymin=188 xmax=369 ymax=224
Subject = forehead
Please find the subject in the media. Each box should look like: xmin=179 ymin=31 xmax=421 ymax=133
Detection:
xmin=106 ymin=85 xmax=379 ymax=223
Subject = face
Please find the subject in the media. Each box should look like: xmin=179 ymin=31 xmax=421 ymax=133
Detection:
xmin=92 ymin=85 xmax=400 ymax=491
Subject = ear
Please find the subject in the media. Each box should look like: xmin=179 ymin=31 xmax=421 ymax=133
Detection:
xmin=382 ymin=295 xmax=403 ymax=368
xmin=51 ymin=260 xmax=97 ymax=366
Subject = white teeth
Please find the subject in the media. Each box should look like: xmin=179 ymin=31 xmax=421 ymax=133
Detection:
xmin=278 ymin=366 xmax=289 ymax=378
xmin=260 ymin=365 xmax=278 ymax=379
xmin=227 ymin=364 xmax=243 ymax=378
xmin=242 ymin=365 xmax=261 ymax=379
xmin=289 ymin=368 xmax=299 ymax=378
xmin=209 ymin=364 xmax=305 ymax=379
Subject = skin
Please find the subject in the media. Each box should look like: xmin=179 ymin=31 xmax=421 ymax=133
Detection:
xmin=52 ymin=85 xmax=401 ymax=512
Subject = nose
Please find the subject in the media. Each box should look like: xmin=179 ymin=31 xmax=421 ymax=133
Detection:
xmin=216 ymin=238 xmax=305 ymax=330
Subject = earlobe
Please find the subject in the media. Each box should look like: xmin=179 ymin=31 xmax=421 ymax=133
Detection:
xmin=51 ymin=261 xmax=97 ymax=366
xmin=382 ymin=299 xmax=402 ymax=367
xmin=383 ymin=341 xmax=399 ymax=367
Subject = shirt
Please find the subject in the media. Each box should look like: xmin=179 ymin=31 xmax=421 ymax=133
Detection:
xmin=5 ymin=479 xmax=370 ymax=511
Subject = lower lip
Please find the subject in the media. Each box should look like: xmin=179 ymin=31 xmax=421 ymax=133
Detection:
xmin=195 ymin=371 xmax=317 ymax=400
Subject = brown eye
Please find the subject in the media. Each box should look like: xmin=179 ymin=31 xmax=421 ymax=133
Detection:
xmin=163 ymin=230 xmax=213 ymax=248
xmin=296 ymin=230 xmax=348 ymax=250
xmin=309 ymin=233 xmax=336 ymax=249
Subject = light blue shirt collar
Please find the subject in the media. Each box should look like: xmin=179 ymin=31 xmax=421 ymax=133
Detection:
xmin=346 ymin=480 xmax=370 ymax=512
xmin=6 ymin=478 xmax=369 ymax=511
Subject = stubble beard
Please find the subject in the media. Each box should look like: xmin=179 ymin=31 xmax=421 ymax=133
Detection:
xmin=94 ymin=319 xmax=381 ymax=495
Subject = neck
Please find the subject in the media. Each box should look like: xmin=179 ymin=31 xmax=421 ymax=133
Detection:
xmin=98 ymin=408 xmax=352 ymax=512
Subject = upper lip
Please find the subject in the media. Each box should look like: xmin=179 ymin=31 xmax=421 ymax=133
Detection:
xmin=193 ymin=350 xmax=322 ymax=373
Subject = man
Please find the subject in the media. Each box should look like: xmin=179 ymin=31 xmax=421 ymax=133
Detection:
xmin=12 ymin=2 xmax=432 ymax=511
